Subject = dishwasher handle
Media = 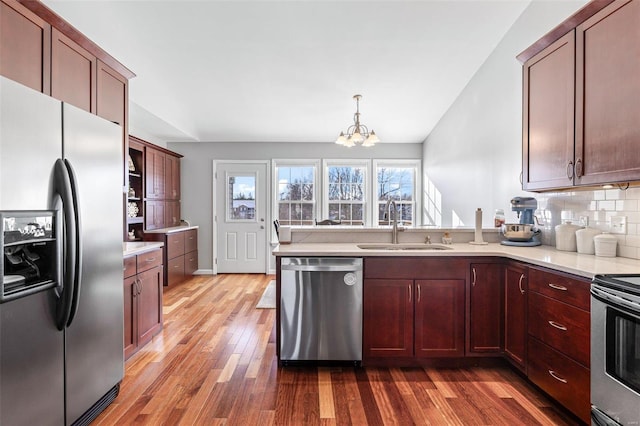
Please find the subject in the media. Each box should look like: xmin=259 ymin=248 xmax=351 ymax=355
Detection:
xmin=281 ymin=264 xmax=362 ymax=272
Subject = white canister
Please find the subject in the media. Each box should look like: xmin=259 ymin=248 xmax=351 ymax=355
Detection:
xmin=575 ymin=227 xmax=602 ymax=255
xmin=555 ymin=222 xmax=583 ymax=252
xmin=594 ymin=233 xmax=617 ymax=257
xmin=278 ymin=226 xmax=292 ymax=244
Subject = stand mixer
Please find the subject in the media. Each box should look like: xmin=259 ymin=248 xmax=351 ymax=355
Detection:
xmin=500 ymin=196 xmax=541 ymax=247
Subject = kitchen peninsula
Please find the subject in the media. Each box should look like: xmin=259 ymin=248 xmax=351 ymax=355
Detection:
xmin=273 ymin=238 xmax=639 ymax=424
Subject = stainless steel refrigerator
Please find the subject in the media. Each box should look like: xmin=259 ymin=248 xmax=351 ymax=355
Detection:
xmin=0 ymin=76 xmax=124 ymax=425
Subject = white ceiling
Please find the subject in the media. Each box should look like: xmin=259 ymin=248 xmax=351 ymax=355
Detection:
xmin=43 ymin=0 xmax=533 ymax=144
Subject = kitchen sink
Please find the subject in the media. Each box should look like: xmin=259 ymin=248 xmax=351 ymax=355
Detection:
xmin=356 ymin=243 xmax=453 ymax=251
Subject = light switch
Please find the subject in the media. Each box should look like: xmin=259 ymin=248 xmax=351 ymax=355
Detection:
xmin=610 ymin=216 xmax=627 ymax=234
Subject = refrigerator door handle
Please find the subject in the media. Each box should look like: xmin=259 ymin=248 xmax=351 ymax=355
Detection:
xmin=53 ymin=159 xmax=77 ymax=330
xmin=64 ymin=159 xmax=83 ymax=327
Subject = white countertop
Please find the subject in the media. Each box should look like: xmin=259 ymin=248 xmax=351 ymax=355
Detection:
xmin=272 ymin=242 xmax=640 ymax=279
xmin=142 ymin=225 xmax=199 ymax=234
xmin=123 ymin=241 xmax=164 ymax=257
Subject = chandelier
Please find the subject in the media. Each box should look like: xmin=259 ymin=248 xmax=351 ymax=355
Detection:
xmin=335 ymin=94 xmax=380 ymax=147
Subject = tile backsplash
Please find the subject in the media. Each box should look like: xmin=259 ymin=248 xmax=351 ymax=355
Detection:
xmin=535 ymin=187 xmax=640 ymax=259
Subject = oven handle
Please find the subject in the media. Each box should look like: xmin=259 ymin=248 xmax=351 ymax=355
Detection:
xmin=591 ymin=285 xmax=640 ymax=316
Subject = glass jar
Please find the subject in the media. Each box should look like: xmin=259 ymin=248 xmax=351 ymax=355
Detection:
xmin=494 ymin=209 xmax=505 ymax=227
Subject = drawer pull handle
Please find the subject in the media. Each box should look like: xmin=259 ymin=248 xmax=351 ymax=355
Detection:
xmin=548 ymin=370 xmax=567 ymax=384
xmin=408 ymin=285 xmax=412 ymax=302
xmin=472 ymin=267 xmax=477 ymax=287
xmin=548 ymin=283 xmax=567 ymax=291
xmin=417 ymin=284 xmax=421 ymax=303
xmin=174 ymin=265 xmax=180 ymax=269
xmin=548 ymin=320 xmax=567 ymax=331
xmin=146 ymin=257 xmax=156 ymax=262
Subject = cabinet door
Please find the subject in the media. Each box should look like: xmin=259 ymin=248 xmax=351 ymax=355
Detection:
xmin=415 ymin=279 xmax=465 ymax=358
xmin=522 ymin=31 xmax=575 ymax=191
xmin=0 ymin=0 xmax=50 ymax=93
xmin=167 ymin=255 xmax=185 ymax=287
xmin=164 ymin=200 xmax=181 ymax=228
xmin=136 ymin=266 xmax=163 ymax=346
xmin=575 ymin=0 xmax=640 ymax=185
xmin=51 ymin=28 xmax=96 ymax=113
xmin=165 ymin=154 xmax=180 ymax=200
xmin=96 ymin=60 xmax=127 ymax=127
xmin=363 ymin=279 xmax=413 ymax=358
xmin=145 ymin=147 xmax=165 ymax=199
xmin=123 ymin=275 xmax=137 ymax=359
xmin=504 ymin=263 xmax=527 ymax=370
xmin=144 ymin=200 xmax=165 ymax=230
xmin=469 ymin=263 xmax=502 ymax=354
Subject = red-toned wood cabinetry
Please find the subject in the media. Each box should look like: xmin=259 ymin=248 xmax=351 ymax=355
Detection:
xmin=468 ymin=262 xmax=502 ymax=354
xmin=363 ymin=257 xmax=466 ymax=362
xmin=145 ymin=228 xmax=198 ymax=287
xmin=520 ymin=0 xmax=640 ymax=190
xmin=0 ymin=0 xmax=50 ymax=93
xmin=526 ymin=266 xmax=590 ymax=423
xmin=504 ymin=262 xmax=527 ymax=371
xmin=123 ymin=248 xmax=163 ymax=359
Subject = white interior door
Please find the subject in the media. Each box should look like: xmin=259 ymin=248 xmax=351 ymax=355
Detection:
xmin=215 ymin=162 xmax=268 ymax=273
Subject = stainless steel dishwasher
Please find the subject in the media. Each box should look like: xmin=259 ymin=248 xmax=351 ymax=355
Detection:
xmin=280 ymin=257 xmax=362 ymax=363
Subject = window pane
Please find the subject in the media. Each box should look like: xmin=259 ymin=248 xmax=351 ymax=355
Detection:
xmin=302 ymin=183 xmax=314 ymax=201
xmin=228 ymin=175 xmax=256 ymax=220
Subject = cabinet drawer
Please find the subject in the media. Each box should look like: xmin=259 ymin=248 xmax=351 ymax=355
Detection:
xmin=184 ymin=229 xmax=197 ymax=254
xmin=527 ymin=337 xmax=590 ymax=423
xmin=123 ymin=255 xmax=137 ymax=278
xmin=137 ymin=249 xmax=163 ymax=273
xmin=166 ymin=232 xmax=185 ymax=259
xmin=167 ymin=255 xmax=185 ymax=286
xmin=529 ymin=267 xmax=590 ymax=310
xmin=364 ymin=257 xmax=468 ymax=280
xmin=185 ymin=250 xmax=198 ymax=276
xmin=528 ymin=292 xmax=590 ymax=367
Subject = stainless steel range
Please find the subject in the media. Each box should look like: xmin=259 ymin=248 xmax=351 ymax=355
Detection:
xmin=591 ymin=274 xmax=640 ymax=425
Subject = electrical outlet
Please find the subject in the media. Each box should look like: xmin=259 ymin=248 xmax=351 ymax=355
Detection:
xmin=610 ymin=216 xmax=627 ymax=234
xmin=578 ymin=216 xmax=589 ymax=227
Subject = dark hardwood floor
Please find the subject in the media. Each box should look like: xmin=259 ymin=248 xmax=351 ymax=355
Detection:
xmin=95 ymin=274 xmax=580 ymax=425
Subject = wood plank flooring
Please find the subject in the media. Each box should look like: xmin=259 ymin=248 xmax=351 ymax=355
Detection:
xmin=95 ymin=274 xmax=580 ymax=425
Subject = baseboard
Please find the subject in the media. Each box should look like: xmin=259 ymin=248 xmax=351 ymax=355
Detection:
xmin=193 ymin=269 xmax=214 ymax=275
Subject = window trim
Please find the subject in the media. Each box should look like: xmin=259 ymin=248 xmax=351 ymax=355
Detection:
xmin=373 ymin=159 xmax=421 ymax=227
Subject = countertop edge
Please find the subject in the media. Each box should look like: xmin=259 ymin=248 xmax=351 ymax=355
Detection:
xmin=124 ymin=241 xmax=164 ymax=257
xmin=143 ymin=225 xmax=199 ymax=234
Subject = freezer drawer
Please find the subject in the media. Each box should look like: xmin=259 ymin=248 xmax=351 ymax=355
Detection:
xmin=280 ymin=257 xmax=363 ymax=362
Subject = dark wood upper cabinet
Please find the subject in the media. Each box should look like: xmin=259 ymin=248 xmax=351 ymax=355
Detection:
xmin=575 ymin=0 xmax=640 ymax=185
xmin=51 ymin=27 xmax=96 ymax=113
xmin=520 ymin=0 xmax=640 ymax=191
xmin=522 ymin=32 xmax=575 ymax=191
xmin=145 ymin=147 xmax=166 ymax=200
xmin=0 ymin=0 xmax=50 ymax=93
xmin=165 ymin=154 xmax=181 ymax=200
xmin=97 ymin=60 xmax=128 ymax=127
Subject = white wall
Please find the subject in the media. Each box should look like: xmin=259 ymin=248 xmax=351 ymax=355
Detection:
xmin=422 ymin=0 xmax=586 ymax=227
xmin=168 ymin=142 xmax=422 ymax=270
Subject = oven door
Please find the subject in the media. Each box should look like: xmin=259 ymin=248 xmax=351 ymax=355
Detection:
xmin=591 ymin=282 xmax=640 ymax=425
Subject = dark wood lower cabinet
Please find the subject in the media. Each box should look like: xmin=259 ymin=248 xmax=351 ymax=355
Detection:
xmin=363 ymin=279 xmax=413 ymax=358
xmin=469 ymin=262 xmax=502 ymax=354
xmin=145 ymin=228 xmax=198 ymax=286
xmin=123 ymin=248 xmax=163 ymax=360
xmin=504 ymin=262 xmax=527 ymax=371
xmin=359 ymin=256 xmax=590 ymax=423
xmin=527 ymin=336 xmax=590 ymax=423
xmin=415 ymin=279 xmax=465 ymax=357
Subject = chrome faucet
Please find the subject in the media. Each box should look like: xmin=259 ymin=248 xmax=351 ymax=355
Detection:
xmin=425 ymin=235 xmax=431 ymax=244
xmin=385 ymin=200 xmax=404 ymax=244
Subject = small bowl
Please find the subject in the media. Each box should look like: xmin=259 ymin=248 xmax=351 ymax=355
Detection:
xmin=502 ymin=223 xmax=534 ymax=241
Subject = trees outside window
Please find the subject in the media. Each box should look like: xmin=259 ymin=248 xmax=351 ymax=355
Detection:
xmin=274 ymin=162 xmax=317 ymax=226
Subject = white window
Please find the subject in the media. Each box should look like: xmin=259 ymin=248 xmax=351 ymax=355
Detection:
xmin=374 ymin=160 xmax=420 ymax=227
xmin=273 ymin=160 xmax=319 ymax=226
xmin=322 ymin=160 xmax=370 ymax=226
